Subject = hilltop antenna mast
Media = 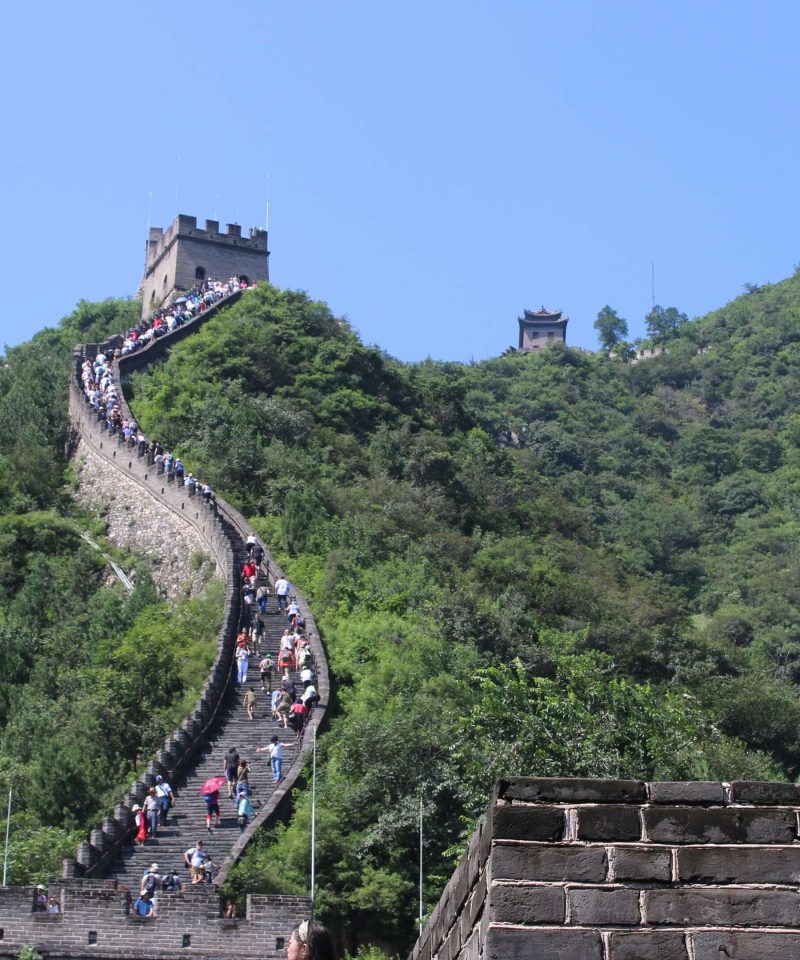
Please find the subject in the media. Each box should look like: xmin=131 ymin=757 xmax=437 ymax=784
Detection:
xmin=651 ymin=260 xmax=656 ymax=309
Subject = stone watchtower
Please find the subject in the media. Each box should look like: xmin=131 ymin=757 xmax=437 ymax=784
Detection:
xmin=518 ymin=306 xmax=569 ymax=352
xmin=140 ymin=214 xmax=269 ymax=318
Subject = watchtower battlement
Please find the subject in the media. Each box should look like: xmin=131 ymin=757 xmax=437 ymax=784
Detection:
xmin=140 ymin=214 xmax=269 ymax=318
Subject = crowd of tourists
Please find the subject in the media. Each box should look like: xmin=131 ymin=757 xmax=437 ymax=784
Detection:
xmin=119 ymin=276 xmax=253 ymax=357
xmin=78 ymin=347 xmax=216 ymax=502
xmin=77 ymin=292 xmax=326 ymax=910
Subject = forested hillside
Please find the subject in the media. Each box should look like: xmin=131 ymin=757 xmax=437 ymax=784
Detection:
xmin=5 ymin=271 xmax=800 ymax=954
xmin=123 ymin=277 xmax=800 ymax=952
xmin=0 ymin=300 xmax=222 ymax=883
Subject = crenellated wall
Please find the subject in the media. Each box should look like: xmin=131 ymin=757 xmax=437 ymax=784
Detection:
xmin=408 ymin=777 xmax=800 ymax=960
xmin=0 ymin=878 xmax=310 ymax=960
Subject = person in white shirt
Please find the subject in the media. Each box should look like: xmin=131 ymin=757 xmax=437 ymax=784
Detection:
xmin=274 ymin=576 xmax=290 ymax=611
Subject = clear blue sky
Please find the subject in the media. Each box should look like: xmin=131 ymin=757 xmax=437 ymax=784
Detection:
xmin=2 ymin=0 xmax=799 ymax=361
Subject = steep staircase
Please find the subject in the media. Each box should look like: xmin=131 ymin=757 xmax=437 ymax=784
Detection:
xmin=67 ymin=289 xmax=328 ymax=890
xmin=110 ymin=601 xmax=303 ymax=890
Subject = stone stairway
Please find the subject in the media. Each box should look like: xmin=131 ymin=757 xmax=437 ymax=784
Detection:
xmin=109 ymin=595 xmax=306 ymax=891
xmin=68 ymin=303 xmax=329 ymax=892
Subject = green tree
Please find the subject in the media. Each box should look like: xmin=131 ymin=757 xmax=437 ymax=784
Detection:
xmin=645 ymin=304 xmax=688 ymax=344
xmin=594 ymin=305 xmax=629 ymax=352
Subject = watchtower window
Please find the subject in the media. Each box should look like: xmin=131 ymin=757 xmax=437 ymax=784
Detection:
xmin=150 ymin=290 xmax=156 ymax=302
xmin=195 ymin=266 xmax=206 ymax=280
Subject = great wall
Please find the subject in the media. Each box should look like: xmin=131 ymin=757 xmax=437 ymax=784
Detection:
xmin=3 ymin=268 xmax=800 ymax=958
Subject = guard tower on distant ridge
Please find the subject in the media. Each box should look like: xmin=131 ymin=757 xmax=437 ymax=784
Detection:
xmin=518 ymin=306 xmax=569 ymax=352
xmin=140 ymin=214 xmax=269 ymax=318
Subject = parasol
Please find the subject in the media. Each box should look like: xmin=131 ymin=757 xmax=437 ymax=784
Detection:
xmin=200 ymin=776 xmax=227 ymax=796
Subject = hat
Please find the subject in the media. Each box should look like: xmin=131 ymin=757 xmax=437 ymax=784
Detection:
xmin=132 ymin=804 xmax=141 ymax=811
xmin=156 ymin=775 xmax=163 ymax=782
xmin=149 ymin=863 xmax=159 ymax=872
xmin=36 ymin=884 xmax=46 ymax=890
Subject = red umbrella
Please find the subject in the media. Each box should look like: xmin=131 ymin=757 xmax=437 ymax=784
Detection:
xmin=200 ymin=776 xmax=227 ymax=796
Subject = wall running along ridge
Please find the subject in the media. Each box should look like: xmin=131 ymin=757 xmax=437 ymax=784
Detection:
xmin=408 ymin=777 xmax=800 ymax=960
xmin=0 ymin=290 xmax=327 ymax=959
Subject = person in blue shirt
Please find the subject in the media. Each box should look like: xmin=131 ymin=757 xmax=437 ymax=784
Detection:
xmin=132 ymin=892 xmax=154 ymax=918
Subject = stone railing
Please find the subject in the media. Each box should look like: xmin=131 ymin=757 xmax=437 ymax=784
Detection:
xmin=0 ymin=878 xmax=310 ymax=960
xmin=408 ymin=777 xmax=800 ymax=960
xmin=65 ymin=290 xmax=329 ymax=881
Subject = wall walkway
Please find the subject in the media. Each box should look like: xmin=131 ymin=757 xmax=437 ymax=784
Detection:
xmin=0 ymin=289 xmax=328 ymax=958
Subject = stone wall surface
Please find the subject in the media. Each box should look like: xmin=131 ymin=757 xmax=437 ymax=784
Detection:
xmin=408 ymin=777 xmax=800 ymax=960
xmin=0 ymin=880 xmax=310 ymax=960
xmin=73 ymin=437 xmax=214 ymax=599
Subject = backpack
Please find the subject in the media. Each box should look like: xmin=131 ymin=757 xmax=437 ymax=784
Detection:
xmin=162 ymin=873 xmax=179 ymax=893
xmin=143 ymin=873 xmax=158 ymax=896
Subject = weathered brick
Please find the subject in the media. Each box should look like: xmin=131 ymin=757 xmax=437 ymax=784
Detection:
xmin=645 ymin=887 xmax=800 ymax=927
xmin=679 ymin=845 xmax=800 ymax=884
xmin=691 ymin=931 xmax=800 ymax=960
xmin=492 ymin=804 xmax=566 ymax=842
xmin=611 ymin=846 xmax=672 ymax=882
xmin=729 ymin=781 xmax=800 ymax=805
xmin=648 ymin=781 xmax=725 ymax=805
xmin=569 ymin=887 xmax=640 ymax=925
xmin=608 ymin=930 xmax=689 ymax=960
xmin=484 ymin=926 xmax=603 ymax=960
xmin=491 ymin=843 xmax=608 ymax=883
xmin=576 ymin=805 xmax=641 ymax=841
xmin=643 ymin=806 xmax=795 ymax=844
xmin=500 ymin=777 xmax=646 ymax=804
xmin=489 ymin=884 xmax=565 ymax=924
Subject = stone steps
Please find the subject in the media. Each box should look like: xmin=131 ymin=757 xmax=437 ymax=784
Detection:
xmin=109 ymin=600 xmax=308 ymax=890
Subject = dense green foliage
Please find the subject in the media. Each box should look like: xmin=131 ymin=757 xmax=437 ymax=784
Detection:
xmin=0 ymin=300 xmax=222 ymax=884
xmin=10 ymin=273 xmax=800 ymax=951
xmin=124 ymin=278 xmax=800 ymax=952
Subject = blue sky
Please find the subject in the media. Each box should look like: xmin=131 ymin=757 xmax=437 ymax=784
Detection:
xmin=2 ymin=1 xmax=799 ymax=361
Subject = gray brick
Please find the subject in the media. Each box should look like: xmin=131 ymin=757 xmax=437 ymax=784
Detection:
xmin=492 ymin=804 xmax=566 ymax=841
xmin=576 ymin=805 xmax=641 ymax=841
xmin=484 ymin=926 xmax=603 ymax=960
xmin=679 ymin=845 xmax=800 ymax=884
xmin=609 ymin=930 xmax=689 ymax=960
xmin=491 ymin=843 xmax=608 ymax=883
xmin=612 ymin=846 xmax=672 ymax=882
xmin=500 ymin=777 xmax=646 ymax=804
xmin=730 ymin=781 xmax=800 ymax=805
xmin=645 ymin=888 xmax=800 ymax=927
xmin=490 ymin=884 xmax=565 ymax=924
xmin=648 ymin=781 xmax=725 ymax=805
xmin=691 ymin=931 xmax=800 ymax=960
xmin=644 ymin=806 xmax=795 ymax=844
xmin=570 ymin=887 xmax=640 ymax=925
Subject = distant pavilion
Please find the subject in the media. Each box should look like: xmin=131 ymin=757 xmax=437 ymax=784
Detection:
xmin=518 ymin=307 xmax=569 ymax=352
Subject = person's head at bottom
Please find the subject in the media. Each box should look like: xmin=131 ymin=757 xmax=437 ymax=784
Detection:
xmin=287 ymin=920 xmax=336 ymax=960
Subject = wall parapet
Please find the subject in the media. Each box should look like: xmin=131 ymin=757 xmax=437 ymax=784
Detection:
xmin=409 ymin=777 xmax=800 ymax=960
xmin=0 ymin=878 xmax=310 ymax=960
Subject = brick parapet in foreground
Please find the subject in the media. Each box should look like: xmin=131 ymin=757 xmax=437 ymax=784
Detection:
xmin=408 ymin=777 xmax=800 ymax=960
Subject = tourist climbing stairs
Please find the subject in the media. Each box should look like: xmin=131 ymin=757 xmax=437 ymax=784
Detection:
xmin=109 ymin=583 xmax=303 ymax=890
